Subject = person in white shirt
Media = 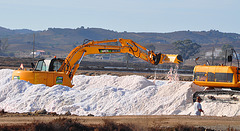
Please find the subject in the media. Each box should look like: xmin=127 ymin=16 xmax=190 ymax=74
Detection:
xmin=194 ymin=96 xmax=204 ymax=116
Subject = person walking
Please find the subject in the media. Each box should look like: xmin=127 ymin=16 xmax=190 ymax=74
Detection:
xmin=194 ymin=96 xmax=204 ymax=116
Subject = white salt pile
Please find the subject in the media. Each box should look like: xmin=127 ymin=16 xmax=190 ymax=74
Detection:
xmin=0 ymin=69 xmax=240 ymax=116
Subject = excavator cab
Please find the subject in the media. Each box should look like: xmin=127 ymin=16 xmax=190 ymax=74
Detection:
xmin=12 ymin=57 xmax=73 ymax=87
xmin=193 ymin=65 xmax=238 ymax=87
xmin=34 ymin=58 xmax=64 ymax=71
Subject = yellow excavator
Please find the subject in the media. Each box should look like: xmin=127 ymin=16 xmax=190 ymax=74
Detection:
xmin=12 ymin=38 xmax=183 ymax=87
xmin=193 ymin=49 xmax=240 ymax=103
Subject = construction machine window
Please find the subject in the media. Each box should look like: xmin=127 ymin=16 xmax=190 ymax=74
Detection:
xmin=35 ymin=60 xmax=47 ymax=71
xmin=53 ymin=61 xmax=62 ymax=71
xmin=195 ymin=72 xmax=233 ymax=83
xmin=207 ymin=72 xmax=215 ymax=81
xmin=194 ymin=72 xmax=207 ymax=81
xmin=215 ymin=73 xmax=233 ymax=82
xmin=227 ymin=73 xmax=233 ymax=82
xmin=49 ymin=59 xmax=64 ymax=71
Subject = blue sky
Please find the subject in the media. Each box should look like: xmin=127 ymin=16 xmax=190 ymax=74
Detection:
xmin=0 ymin=0 xmax=240 ymax=33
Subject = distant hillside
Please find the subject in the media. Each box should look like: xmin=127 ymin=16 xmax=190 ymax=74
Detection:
xmin=0 ymin=27 xmax=34 ymax=37
xmin=0 ymin=26 xmax=240 ymax=57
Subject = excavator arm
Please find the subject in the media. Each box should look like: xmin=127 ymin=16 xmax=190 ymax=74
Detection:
xmin=58 ymin=38 xmax=183 ymax=79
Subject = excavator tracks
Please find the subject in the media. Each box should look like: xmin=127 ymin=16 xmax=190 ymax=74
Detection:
xmin=193 ymin=90 xmax=240 ymax=104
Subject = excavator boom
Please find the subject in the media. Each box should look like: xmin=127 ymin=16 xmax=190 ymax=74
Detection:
xmin=59 ymin=38 xmax=182 ymax=79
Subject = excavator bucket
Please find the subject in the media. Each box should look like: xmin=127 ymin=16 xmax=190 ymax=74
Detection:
xmin=161 ymin=54 xmax=183 ymax=64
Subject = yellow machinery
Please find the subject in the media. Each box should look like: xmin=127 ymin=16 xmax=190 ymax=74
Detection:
xmin=12 ymin=38 xmax=183 ymax=87
xmin=193 ymin=49 xmax=240 ymax=102
xmin=193 ymin=65 xmax=240 ymax=88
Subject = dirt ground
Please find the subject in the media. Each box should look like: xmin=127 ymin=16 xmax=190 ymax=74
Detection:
xmin=0 ymin=113 xmax=240 ymax=130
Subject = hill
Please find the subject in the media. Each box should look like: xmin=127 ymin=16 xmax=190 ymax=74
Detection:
xmin=0 ymin=26 xmax=240 ymax=57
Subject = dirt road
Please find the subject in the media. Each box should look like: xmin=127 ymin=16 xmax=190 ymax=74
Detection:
xmin=0 ymin=114 xmax=239 ymax=130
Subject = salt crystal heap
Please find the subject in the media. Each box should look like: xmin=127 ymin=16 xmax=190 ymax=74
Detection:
xmin=1 ymin=69 xmax=239 ymax=116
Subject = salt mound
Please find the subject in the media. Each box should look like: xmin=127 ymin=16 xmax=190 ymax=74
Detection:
xmin=0 ymin=69 xmax=13 ymax=85
xmin=1 ymin=69 xmax=240 ymax=116
xmin=73 ymin=75 xmax=155 ymax=90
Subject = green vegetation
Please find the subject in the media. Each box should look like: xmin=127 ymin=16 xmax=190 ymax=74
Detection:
xmin=172 ymin=39 xmax=201 ymax=60
xmin=0 ymin=38 xmax=14 ymax=56
xmin=0 ymin=39 xmax=8 ymax=53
